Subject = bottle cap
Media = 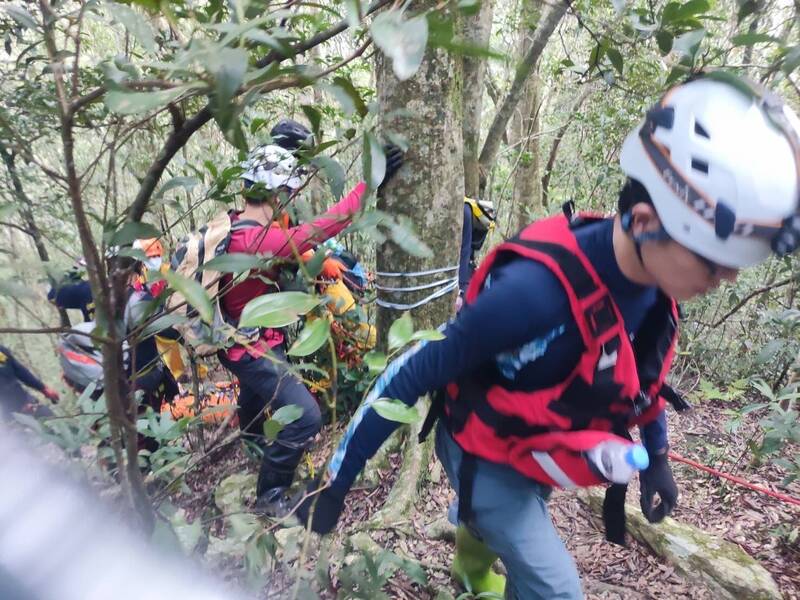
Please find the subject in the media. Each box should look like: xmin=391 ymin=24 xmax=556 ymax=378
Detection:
xmin=626 ymin=445 xmax=650 ymax=471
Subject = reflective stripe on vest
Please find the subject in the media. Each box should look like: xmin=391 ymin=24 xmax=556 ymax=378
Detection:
xmin=530 ymin=451 xmax=578 ymax=489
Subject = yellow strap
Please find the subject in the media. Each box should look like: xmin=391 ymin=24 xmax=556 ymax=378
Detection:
xmin=465 ymin=197 xmax=495 ymax=230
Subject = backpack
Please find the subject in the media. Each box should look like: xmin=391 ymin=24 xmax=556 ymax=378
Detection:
xmin=57 ymin=321 xmax=129 ymax=392
xmin=167 ymin=212 xmax=259 ymax=357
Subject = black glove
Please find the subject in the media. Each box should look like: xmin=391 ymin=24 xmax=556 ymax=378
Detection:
xmin=294 ymin=477 xmax=347 ymax=534
xmin=378 ymin=143 xmax=404 ymax=194
xmin=639 ymin=451 xmax=678 ymax=523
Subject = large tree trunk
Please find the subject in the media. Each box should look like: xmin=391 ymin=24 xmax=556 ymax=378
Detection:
xmin=375 ymin=5 xmax=465 ymax=338
xmin=461 ymin=0 xmax=495 ymax=198
xmin=507 ymin=0 xmax=544 ymax=235
xmin=477 ymin=0 xmax=567 ymax=194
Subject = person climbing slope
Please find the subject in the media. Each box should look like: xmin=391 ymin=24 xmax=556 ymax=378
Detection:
xmin=295 ymin=74 xmax=800 ymax=598
xmin=0 ymin=343 xmax=59 ymax=419
xmin=219 ymin=132 xmax=403 ymax=515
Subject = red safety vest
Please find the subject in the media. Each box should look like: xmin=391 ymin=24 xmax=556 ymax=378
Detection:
xmin=444 ymin=214 xmax=679 ymax=489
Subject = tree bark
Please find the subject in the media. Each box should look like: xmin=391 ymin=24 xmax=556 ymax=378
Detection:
xmin=507 ymin=0 xmax=544 ymax=235
xmin=477 ymin=0 xmax=568 ymax=194
xmin=461 ymin=0 xmax=495 ymax=198
xmin=742 ymin=2 xmax=764 ymax=69
xmin=39 ymin=0 xmax=154 ymax=531
xmin=0 ymin=140 xmax=70 ymax=327
xmin=540 ymin=84 xmax=593 ymax=206
xmin=375 ymin=4 xmax=465 ymax=337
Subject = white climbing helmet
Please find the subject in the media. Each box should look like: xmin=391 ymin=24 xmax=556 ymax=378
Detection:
xmin=241 ymin=144 xmax=303 ymax=191
xmin=620 ymin=73 xmax=800 ymax=268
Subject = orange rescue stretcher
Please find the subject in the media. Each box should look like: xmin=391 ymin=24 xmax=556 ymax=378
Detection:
xmin=161 ymin=380 xmax=239 ymax=426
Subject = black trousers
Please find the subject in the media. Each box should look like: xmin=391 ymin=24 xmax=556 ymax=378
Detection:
xmin=220 ymin=348 xmax=321 ymax=496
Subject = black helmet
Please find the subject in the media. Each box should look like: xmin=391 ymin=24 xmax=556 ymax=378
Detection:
xmin=270 ymin=119 xmax=313 ymax=153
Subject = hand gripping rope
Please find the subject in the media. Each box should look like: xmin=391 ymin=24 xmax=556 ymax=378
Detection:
xmin=375 ymin=265 xmax=459 ymax=310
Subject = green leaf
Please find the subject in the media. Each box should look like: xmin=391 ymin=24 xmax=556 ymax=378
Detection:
xmin=125 ymin=0 xmax=162 ymax=10
xmin=107 ymin=3 xmax=156 ymax=53
xmin=263 ymin=404 xmax=305 ymax=441
xmin=370 ymin=11 xmax=428 ymax=81
xmin=163 ymin=270 xmax=213 ymax=324
xmin=238 ymin=308 xmax=299 ymax=329
xmin=288 ymin=319 xmax=331 ymax=357
xmin=731 ymin=32 xmax=777 ymax=46
xmin=0 ymin=203 xmax=17 ymax=219
xmin=156 ymin=176 xmax=199 ymax=198
xmin=736 ymin=0 xmax=758 ymax=23
xmin=364 ymin=350 xmax=387 ymax=373
xmin=363 ymin=132 xmax=386 ymax=191
xmin=109 ymin=221 xmax=161 ymax=246
xmin=611 ymin=0 xmax=627 ymax=15
xmin=388 ymin=312 xmax=413 ymax=350
xmin=115 ymin=247 xmax=149 ymax=262
xmin=671 ymin=28 xmax=705 ymax=60
xmin=606 ymin=47 xmax=624 ymax=75
xmin=662 ymin=0 xmax=710 ymax=25
xmin=388 ymin=217 xmax=432 ymax=258
xmin=12 ymin=412 xmax=43 ymax=433
xmin=140 ymin=313 xmax=188 ymax=339
xmin=304 ymin=247 xmax=328 ymax=279
xmin=200 ymin=253 xmax=267 ymax=273
xmin=704 ymin=69 xmax=759 ymax=97
xmin=427 ymin=14 xmax=505 ymax=60
xmin=332 ymin=75 xmax=368 ymax=118
xmin=656 ymin=30 xmax=673 ymax=55
xmin=105 ymin=83 xmax=204 ymax=115
xmin=300 ymin=105 xmax=322 ymax=141
xmin=243 ymin=30 xmax=286 ymax=54
xmin=755 ymin=339 xmax=784 ymax=365
xmin=783 ymin=45 xmax=800 ymax=74
xmin=344 ymin=0 xmax=362 ymax=29
xmin=167 ymin=508 xmax=203 ymax=554
xmin=411 ymin=329 xmax=445 ymax=342
xmin=371 ymin=398 xmax=419 ymax=424
xmin=2 ymin=5 xmax=37 ymax=29
xmin=311 ymin=155 xmax=346 ymax=199
xmin=263 ymin=418 xmax=283 ymax=441
xmin=665 ymin=65 xmax=689 ymax=85
xmin=588 ymin=42 xmax=605 ymax=69
xmin=208 ymin=47 xmax=248 ymax=108
xmin=239 ymin=292 xmax=321 ymax=328
xmin=273 ymin=404 xmax=304 ymax=425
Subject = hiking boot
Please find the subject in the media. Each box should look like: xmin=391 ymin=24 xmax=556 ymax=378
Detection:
xmin=254 ymin=486 xmax=299 ymax=521
xmin=451 ymin=525 xmax=506 ymax=596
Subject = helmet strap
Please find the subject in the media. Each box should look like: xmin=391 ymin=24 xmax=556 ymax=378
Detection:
xmin=621 ymin=211 xmax=671 ymax=264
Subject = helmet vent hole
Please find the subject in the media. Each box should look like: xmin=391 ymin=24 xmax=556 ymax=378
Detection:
xmin=694 ymin=121 xmax=710 ymax=139
xmin=691 ymin=158 xmax=709 ymax=174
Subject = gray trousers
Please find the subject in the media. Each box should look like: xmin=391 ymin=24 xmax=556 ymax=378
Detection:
xmin=435 ymin=423 xmax=584 ymax=600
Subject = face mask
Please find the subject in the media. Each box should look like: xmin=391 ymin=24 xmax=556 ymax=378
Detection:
xmin=145 ymin=257 xmax=162 ymax=271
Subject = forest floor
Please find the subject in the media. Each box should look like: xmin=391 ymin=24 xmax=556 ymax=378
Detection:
xmin=177 ymin=394 xmax=800 ymax=600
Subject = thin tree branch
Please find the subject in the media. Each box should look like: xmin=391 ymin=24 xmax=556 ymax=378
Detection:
xmin=712 ymin=276 xmax=797 ymax=328
xmin=125 ymin=0 xmax=392 ymax=224
xmin=478 ymin=0 xmax=568 ymax=185
xmin=0 ymin=221 xmax=32 ymax=235
xmin=254 ymin=0 xmax=392 ymax=69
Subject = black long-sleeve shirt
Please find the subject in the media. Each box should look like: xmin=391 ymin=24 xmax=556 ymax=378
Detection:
xmin=0 ymin=345 xmax=45 ymax=412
